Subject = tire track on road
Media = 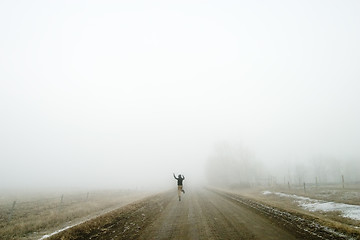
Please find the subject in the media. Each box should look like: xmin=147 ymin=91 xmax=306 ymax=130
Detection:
xmin=46 ymin=188 xmax=348 ymax=240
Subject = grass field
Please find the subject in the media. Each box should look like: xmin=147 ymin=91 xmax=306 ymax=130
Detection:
xmin=2 ymin=183 xmax=359 ymax=239
xmin=0 ymin=189 xmax=149 ymax=240
xmin=227 ymin=183 xmax=360 ymax=238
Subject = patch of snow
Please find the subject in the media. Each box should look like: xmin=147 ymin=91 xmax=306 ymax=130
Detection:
xmin=39 ymin=219 xmax=88 ymax=240
xmin=39 ymin=224 xmax=77 ymax=240
xmin=301 ymin=202 xmax=360 ymax=221
xmin=263 ymin=190 xmax=360 ymax=221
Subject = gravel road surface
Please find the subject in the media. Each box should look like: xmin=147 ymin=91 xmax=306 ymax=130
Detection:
xmin=48 ymin=188 xmax=349 ymax=240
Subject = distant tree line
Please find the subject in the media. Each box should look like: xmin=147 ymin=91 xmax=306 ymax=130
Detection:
xmin=275 ymin=155 xmax=360 ymax=187
xmin=205 ymin=142 xmax=360 ymax=188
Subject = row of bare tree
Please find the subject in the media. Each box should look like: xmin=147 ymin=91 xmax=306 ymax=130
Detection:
xmin=205 ymin=142 xmax=360 ymax=188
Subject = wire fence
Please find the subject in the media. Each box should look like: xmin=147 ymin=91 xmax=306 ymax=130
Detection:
xmin=0 ymin=190 xmax=136 ymax=224
xmin=261 ymin=174 xmax=360 ymax=189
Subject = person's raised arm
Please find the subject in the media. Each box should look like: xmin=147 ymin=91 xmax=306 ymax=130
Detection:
xmin=182 ymin=175 xmax=185 ymax=180
xmin=173 ymin=173 xmax=177 ymax=179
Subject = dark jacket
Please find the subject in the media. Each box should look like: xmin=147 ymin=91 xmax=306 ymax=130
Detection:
xmin=174 ymin=174 xmax=185 ymax=186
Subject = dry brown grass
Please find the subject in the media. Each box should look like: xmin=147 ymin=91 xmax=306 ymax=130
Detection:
xmin=225 ymin=184 xmax=360 ymax=239
xmin=46 ymin=191 xmax=172 ymax=240
xmin=0 ymin=190 xmax=150 ymax=240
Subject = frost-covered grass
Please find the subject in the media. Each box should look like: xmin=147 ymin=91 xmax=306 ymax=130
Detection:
xmin=283 ymin=183 xmax=360 ymax=205
xmin=263 ymin=191 xmax=360 ymax=221
xmin=256 ymin=184 xmax=360 ymax=238
xmin=225 ymin=184 xmax=360 ymax=238
xmin=0 ymin=190 xmax=148 ymax=240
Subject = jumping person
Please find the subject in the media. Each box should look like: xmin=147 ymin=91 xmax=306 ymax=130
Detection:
xmin=173 ymin=173 xmax=185 ymax=201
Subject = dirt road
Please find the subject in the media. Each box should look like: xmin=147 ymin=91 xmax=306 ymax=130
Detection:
xmin=138 ymin=189 xmax=296 ymax=240
xmin=48 ymin=188 xmax=348 ymax=240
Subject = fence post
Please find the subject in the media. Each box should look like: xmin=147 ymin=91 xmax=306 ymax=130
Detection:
xmin=303 ymin=182 xmax=306 ymax=194
xmin=342 ymin=175 xmax=345 ymax=188
xmin=58 ymin=194 xmax=64 ymax=213
xmin=288 ymin=181 xmax=290 ymax=191
xmin=8 ymin=200 xmax=16 ymax=222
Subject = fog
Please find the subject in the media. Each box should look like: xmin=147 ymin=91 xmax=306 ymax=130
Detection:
xmin=1 ymin=1 xmax=360 ymax=192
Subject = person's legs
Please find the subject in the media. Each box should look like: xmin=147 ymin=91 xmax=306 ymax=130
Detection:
xmin=178 ymin=185 xmax=182 ymax=201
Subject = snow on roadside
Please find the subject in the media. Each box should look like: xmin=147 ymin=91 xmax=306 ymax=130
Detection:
xmin=37 ymin=192 xmax=151 ymax=240
xmin=38 ymin=220 xmax=88 ymax=240
xmin=262 ymin=191 xmax=360 ymax=221
xmin=39 ymin=224 xmax=77 ymax=240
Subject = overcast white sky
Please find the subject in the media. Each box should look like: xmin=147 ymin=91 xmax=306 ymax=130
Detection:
xmin=1 ymin=0 xmax=359 ymax=190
